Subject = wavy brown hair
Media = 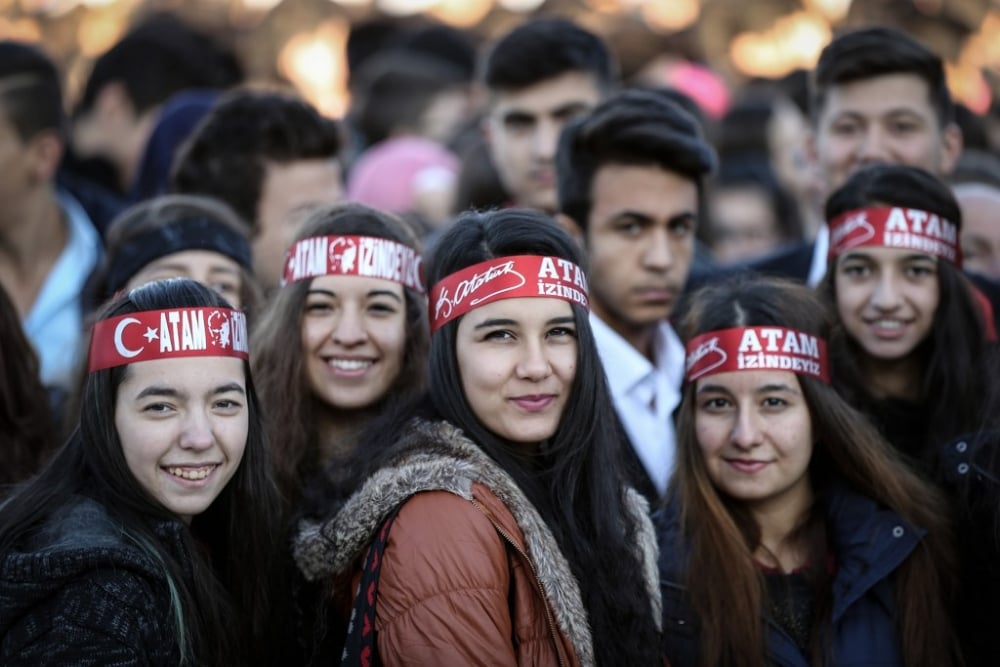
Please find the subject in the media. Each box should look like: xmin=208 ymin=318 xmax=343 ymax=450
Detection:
xmin=251 ymin=202 xmax=429 ymax=503
xmin=673 ymin=276 xmax=960 ymax=667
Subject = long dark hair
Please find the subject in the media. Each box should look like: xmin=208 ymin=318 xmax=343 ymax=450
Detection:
xmin=333 ymin=209 xmax=662 ymax=665
xmin=0 ymin=278 xmax=285 ymax=666
xmin=0 ymin=282 xmax=56 ymax=492
xmin=251 ymin=202 xmax=429 ymax=504
xmin=817 ymin=164 xmax=1000 ymax=457
xmin=673 ymin=276 xmax=959 ymax=667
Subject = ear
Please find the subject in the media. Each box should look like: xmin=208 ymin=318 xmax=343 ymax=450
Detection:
xmin=555 ymin=212 xmax=585 ymax=248
xmin=939 ymin=122 xmax=964 ymax=177
xmin=26 ymin=129 xmax=63 ymax=183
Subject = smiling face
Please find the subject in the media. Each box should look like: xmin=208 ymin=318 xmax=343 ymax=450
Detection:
xmin=114 ymin=356 xmax=248 ymax=523
xmin=811 ymin=73 xmax=961 ymax=197
xmin=834 ymin=246 xmax=940 ymax=361
xmin=300 ymin=274 xmax=407 ymax=411
xmin=695 ymin=370 xmax=813 ymax=516
xmin=455 ymin=297 xmax=577 ymax=444
xmin=126 ymin=249 xmax=244 ymax=308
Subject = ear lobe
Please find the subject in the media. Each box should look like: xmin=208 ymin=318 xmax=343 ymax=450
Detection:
xmin=939 ymin=122 xmax=963 ymax=177
xmin=27 ymin=130 xmax=63 ymax=183
xmin=554 ymin=212 xmax=585 ymax=248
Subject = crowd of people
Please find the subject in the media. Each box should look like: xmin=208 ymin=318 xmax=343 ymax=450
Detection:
xmin=1 ymin=9 xmax=999 ymax=666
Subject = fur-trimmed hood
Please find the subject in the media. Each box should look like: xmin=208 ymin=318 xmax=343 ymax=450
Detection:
xmin=293 ymin=418 xmax=661 ymax=666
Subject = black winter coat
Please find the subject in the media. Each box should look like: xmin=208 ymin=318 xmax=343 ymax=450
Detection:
xmin=0 ymin=495 xmax=191 ymax=666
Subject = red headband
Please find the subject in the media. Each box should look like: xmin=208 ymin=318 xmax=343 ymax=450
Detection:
xmin=89 ymin=307 xmax=249 ymax=372
xmin=685 ymin=327 xmax=829 ymax=383
xmin=828 ymin=206 xmax=961 ymax=266
xmin=430 ymin=255 xmax=589 ymax=332
xmin=282 ymin=235 xmax=424 ymax=293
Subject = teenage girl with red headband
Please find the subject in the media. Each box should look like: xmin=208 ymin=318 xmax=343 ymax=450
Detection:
xmin=819 ymin=163 xmax=1000 ymax=667
xmin=0 ymin=278 xmax=283 ymax=665
xmin=294 ymin=208 xmax=663 ymax=666
xmin=658 ymin=276 xmax=959 ymax=667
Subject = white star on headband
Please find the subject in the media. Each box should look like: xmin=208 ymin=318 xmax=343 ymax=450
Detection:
xmin=143 ymin=327 xmax=158 ymax=343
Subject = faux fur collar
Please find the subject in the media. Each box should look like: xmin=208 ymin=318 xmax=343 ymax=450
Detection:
xmin=293 ymin=418 xmax=661 ymax=665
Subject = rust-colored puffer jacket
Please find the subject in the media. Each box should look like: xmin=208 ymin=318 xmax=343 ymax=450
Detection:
xmin=294 ymin=419 xmax=661 ymax=667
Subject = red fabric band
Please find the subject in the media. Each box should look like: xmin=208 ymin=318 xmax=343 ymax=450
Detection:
xmin=89 ymin=307 xmax=249 ymax=372
xmin=828 ymin=206 xmax=961 ymax=266
xmin=429 ymin=255 xmax=589 ymax=332
xmin=685 ymin=327 xmax=829 ymax=383
xmin=282 ymin=235 xmax=424 ymax=293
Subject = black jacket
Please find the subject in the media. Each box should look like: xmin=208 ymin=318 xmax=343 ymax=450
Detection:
xmin=0 ymin=496 xmax=190 ymax=666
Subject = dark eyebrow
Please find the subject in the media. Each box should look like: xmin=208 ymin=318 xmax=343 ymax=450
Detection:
xmin=547 ymin=316 xmax=576 ymax=326
xmin=135 ymin=383 xmax=245 ymax=400
xmin=756 ymin=384 xmax=799 ymax=395
xmin=839 ymin=252 xmax=874 ymax=263
xmin=368 ymin=290 xmax=403 ymax=302
xmin=474 ymin=318 xmax=517 ymax=330
xmin=306 ymin=289 xmax=336 ymax=298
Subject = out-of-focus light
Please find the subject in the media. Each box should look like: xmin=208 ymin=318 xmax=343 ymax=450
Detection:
xmin=77 ymin=11 xmax=126 ymax=57
xmin=730 ymin=11 xmax=830 ymax=79
xmin=583 ymin=0 xmax=622 ymax=12
xmin=805 ymin=0 xmax=851 ymax=22
xmin=946 ymin=62 xmax=991 ymax=115
xmin=242 ymin=0 xmax=283 ymax=11
xmin=329 ymin=0 xmax=372 ymax=6
xmin=279 ymin=20 xmax=349 ymax=118
xmin=0 ymin=16 xmax=41 ymax=41
xmin=641 ymin=0 xmax=698 ymax=32
xmin=377 ymin=0 xmax=437 ymax=15
xmin=430 ymin=0 xmax=492 ymax=28
xmin=498 ymin=0 xmax=545 ymax=12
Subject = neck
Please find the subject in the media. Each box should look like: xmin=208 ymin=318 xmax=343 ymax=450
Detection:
xmin=749 ymin=479 xmax=814 ymax=573
xmin=861 ymin=353 xmax=923 ymax=401
xmin=0 ymin=188 xmax=67 ymax=315
xmin=593 ymin=304 xmax=658 ymax=361
xmin=314 ymin=400 xmax=382 ymax=468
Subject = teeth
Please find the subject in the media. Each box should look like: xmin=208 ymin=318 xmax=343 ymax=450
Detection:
xmin=166 ymin=467 xmax=214 ymax=480
xmin=872 ymin=319 xmax=904 ymax=329
xmin=329 ymin=359 xmax=373 ymax=371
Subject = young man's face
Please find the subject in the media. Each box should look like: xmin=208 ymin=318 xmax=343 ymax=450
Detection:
xmin=810 ymin=72 xmax=962 ymax=197
xmin=485 ymin=70 xmax=603 ymax=212
xmin=582 ymin=163 xmax=698 ymax=354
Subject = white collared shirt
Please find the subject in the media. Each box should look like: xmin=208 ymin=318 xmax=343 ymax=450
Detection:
xmin=590 ymin=314 xmax=684 ymax=496
xmin=807 ymin=224 xmax=830 ymax=287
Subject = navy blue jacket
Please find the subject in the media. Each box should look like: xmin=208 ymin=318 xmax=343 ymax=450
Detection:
xmin=658 ymin=487 xmax=923 ymax=667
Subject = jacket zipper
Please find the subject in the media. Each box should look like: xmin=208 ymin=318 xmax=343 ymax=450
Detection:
xmin=471 ymin=499 xmax=569 ymax=667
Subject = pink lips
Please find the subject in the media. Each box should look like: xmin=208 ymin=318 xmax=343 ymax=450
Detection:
xmin=727 ymin=459 xmax=770 ymax=474
xmin=511 ymin=395 xmax=556 ymax=412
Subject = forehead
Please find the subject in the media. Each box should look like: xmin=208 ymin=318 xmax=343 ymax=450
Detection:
xmin=838 ymin=245 xmax=937 ymax=264
xmin=143 ymin=249 xmax=241 ymax=272
xmin=696 ymin=369 xmax=801 ymax=392
xmin=955 ymin=185 xmax=1000 ymax=237
xmin=819 ymin=72 xmax=938 ymax=121
xmin=589 ymin=163 xmax=698 ymax=215
xmin=118 ymin=355 xmax=246 ymax=391
xmin=307 ymin=273 xmax=404 ymax=296
xmin=459 ymin=296 xmax=573 ymax=327
xmin=489 ymin=70 xmax=603 ymax=117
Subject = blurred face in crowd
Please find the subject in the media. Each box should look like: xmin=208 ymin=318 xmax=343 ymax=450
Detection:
xmin=834 ymin=246 xmax=940 ymax=362
xmin=695 ymin=369 xmax=813 ymax=518
xmin=127 ymin=250 xmax=244 ymax=309
xmin=810 ymin=73 xmax=962 ymax=197
xmin=300 ymin=274 xmax=407 ymax=411
xmin=485 ymin=71 xmax=603 ymax=212
xmin=255 ymin=159 xmax=342 ymax=289
xmin=955 ymin=183 xmax=1000 ymax=280
xmin=456 ymin=297 xmax=577 ymax=444
xmin=708 ymin=185 xmax=783 ymax=265
xmin=115 ymin=356 xmax=248 ymax=523
xmin=579 ymin=162 xmax=697 ymax=356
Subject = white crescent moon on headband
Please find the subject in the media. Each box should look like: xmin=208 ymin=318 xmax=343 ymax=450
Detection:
xmin=114 ymin=317 xmax=144 ymax=358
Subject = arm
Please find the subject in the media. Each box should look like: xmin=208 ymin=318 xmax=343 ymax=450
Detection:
xmin=375 ymin=491 xmax=517 ymax=667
